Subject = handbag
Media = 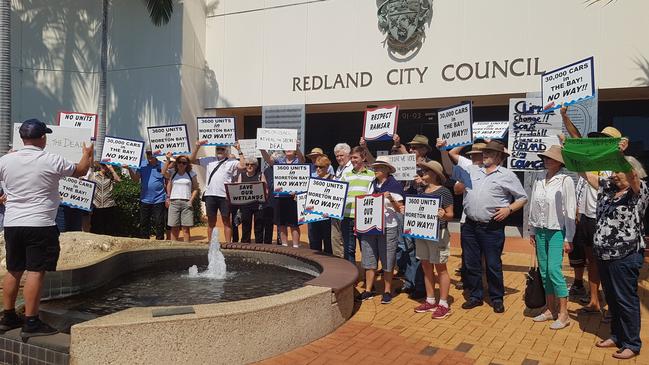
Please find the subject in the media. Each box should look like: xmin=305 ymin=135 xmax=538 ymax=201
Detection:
xmin=524 ymin=253 xmax=546 ymax=309
xmin=201 ymin=158 xmax=228 ymax=202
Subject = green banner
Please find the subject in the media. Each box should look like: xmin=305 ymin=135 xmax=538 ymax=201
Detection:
xmin=561 ymin=138 xmax=631 ymax=172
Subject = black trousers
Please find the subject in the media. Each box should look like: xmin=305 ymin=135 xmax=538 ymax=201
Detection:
xmin=240 ymin=206 xmax=264 ymax=243
xmin=91 ymin=206 xmax=117 ymax=236
xmin=140 ymin=202 xmax=166 ymax=240
xmin=261 ymin=206 xmax=275 ymax=244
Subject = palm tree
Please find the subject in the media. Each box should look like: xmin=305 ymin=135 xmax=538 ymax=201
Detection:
xmin=0 ymin=0 xmax=174 ymax=154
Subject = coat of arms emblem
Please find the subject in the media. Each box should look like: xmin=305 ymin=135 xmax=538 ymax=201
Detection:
xmin=377 ymin=0 xmax=433 ymax=57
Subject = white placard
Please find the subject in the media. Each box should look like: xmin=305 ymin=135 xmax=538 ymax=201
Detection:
xmin=256 ymin=128 xmax=298 ymax=151
xmin=225 ymin=182 xmax=267 ymax=206
xmin=147 ymin=124 xmax=190 ymax=157
xmin=386 ymin=154 xmax=417 ymax=181
xmin=58 ymin=177 xmax=96 ymax=212
xmin=438 ymin=102 xmax=473 ymax=149
xmin=57 ymin=112 xmax=98 ymax=139
xmin=354 ymin=194 xmax=384 ymax=235
xmin=542 ymin=57 xmax=595 ymax=112
xmin=297 ymin=192 xmax=327 ymax=225
xmin=197 ymin=117 xmax=237 ymax=146
xmin=12 ymin=123 xmax=92 ymax=162
xmin=507 ymin=98 xmax=562 ymax=171
xmin=272 ymin=164 xmax=310 ymax=195
xmin=304 ymin=178 xmax=348 ymax=220
xmin=363 ymin=105 xmax=399 ymax=141
xmin=472 ymin=121 xmax=509 ymax=140
xmin=230 ymin=139 xmax=262 ymax=159
xmin=100 ymin=136 xmax=145 ymax=169
xmin=403 ymin=196 xmax=440 ymax=240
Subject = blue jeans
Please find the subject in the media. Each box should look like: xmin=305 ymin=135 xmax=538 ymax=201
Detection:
xmin=341 ymin=217 xmax=357 ymax=263
xmin=598 ymin=251 xmax=643 ymax=354
xmin=462 ymin=220 xmax=505 ymax=303
xmin=308 ymin=219 xmax=332 ymax=254
xmin=395 ymin=213 xmax=424 ymax=293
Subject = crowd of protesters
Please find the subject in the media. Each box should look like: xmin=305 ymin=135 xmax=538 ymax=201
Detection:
xmin=0 ymin=113 xmax=646 ymax=360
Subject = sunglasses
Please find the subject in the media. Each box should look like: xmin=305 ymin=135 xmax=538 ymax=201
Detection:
xmin=316 ymin=165 xmax=327 ymax=168
xmin=245 ymin=163 xmax=256 ymax=166
xmin=176 ymin=161 xmax=188 ymax=165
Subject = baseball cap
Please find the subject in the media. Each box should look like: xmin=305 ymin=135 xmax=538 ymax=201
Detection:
xmin=19 ymin=119 xmax=53 ymax=139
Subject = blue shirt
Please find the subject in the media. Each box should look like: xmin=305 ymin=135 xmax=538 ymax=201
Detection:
xmin=139 ymin=162 xmax=166 ymax=204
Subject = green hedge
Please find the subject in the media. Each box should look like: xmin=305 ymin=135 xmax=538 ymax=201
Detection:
xmin=111 ymin=170 xmax=204 ymax=238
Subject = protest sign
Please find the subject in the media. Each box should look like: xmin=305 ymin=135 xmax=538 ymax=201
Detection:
xmin=354 ymin=194 xmax=384 ymax=235
xmin=57 ymin=111 xmax=98 ymax=139
xmin=542 ymin=57 xmax=595 ymax=112
xmin=304 ymin=177 xmax=348 ymax=220
xmin=438 ymin=102 xmax=473 ymax=149
xmin=197 ymin=117 xmax=236 ymax=146
xmin=100 ymin=136 xmax=144 ymax=168
xmin=230 ymin=139 xmax=261 ymax=159
xmin=403 ymin=196 xmax=440 ymax=240
xmin=12 ymin=123 xmax=92 ymax=161
xmin=363 ymin=105 xmax=399 ymax=141
xmin=256 ymin=128 xmax=297 ymax=151
xmin=562 ymin=138 xmax=631 ymax=172
xmin=273 ymin=164 xmax=310 ymax=195
xmin=507 ymin=98 xmax=562 ymax=171
xmin=225 ymin=182 xmax=267 ymax=206
xmin=386 ymin=154 xmax=417 ymax=181
xmin=296 ymin=192 xmax=327 ymax=225
xmin=147 ymin=124 xmax=190 ymax=157
xmin=58 ymin=177 xmax=96 ymax=212
xmin=472 ymin=121 xmax=509 ymax=140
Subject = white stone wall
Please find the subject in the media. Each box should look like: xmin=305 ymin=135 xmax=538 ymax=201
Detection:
xmin=10 ymin=0 xmax=207 ymax=144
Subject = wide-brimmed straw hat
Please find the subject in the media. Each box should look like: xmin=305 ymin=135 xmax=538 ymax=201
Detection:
xmin=538 ymin=145 xmax=564 ymax=165
xmin=587 ymin=126 xmax=622 ymax=138
xmin=466 ymin=142 xmax=487 ymax=155
xmin=481 ymin=140 xmax=510 ymax=157
xmin=407 ymin=134 xmax=432 ymax=151
xmin=371 ymin=155 xmax=396 ymax=174
xmin=306 ymin=147 xmax=325 ymax=158
xmin=417 ymin=160 xmax=446 ymax=183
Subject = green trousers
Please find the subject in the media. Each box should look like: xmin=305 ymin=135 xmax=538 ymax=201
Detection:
xmin=535 ymin=228 xmax=568 ymax=298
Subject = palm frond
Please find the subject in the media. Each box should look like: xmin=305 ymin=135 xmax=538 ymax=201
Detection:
xmin=143 ymin=0 xmax=174 ymax=26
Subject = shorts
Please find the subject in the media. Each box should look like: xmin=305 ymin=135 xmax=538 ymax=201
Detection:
xmin=168 ymin=200 xmax=194 ymax=227
xmin=574 ymin=215 xmax=596 ymax=247
xmin=205 ymin=196 xmax=230 ymax=219
xmin=415 ymin=228 xmax=450 ymax=264
xmin=360 ymin=226 xmax=398 ymax=270
xmin=274 ymin=197 xmax=298 ymax=227
xmin=4 ymin=226 xmax=60 ymax=272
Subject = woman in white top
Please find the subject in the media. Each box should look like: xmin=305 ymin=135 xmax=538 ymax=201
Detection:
xmin=528 ymin=145 xmax=576 ymax=330
xmin=163 ymin=153 xmax=199 ymax=242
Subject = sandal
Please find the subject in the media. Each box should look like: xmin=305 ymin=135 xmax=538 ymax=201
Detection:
xmin=532 ymin=313 xmax=555 ymax=322
xmin=612 ymin=348 xmax=637 ymax=360
xmin=549 ymin=319 xmax=570 ymax=330
xmin=596 ymin=339 xmax=617 ymax=348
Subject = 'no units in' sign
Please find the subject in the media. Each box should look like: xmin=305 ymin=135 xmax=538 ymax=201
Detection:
xmin=197 ymin=117 xmax=237 ymax=146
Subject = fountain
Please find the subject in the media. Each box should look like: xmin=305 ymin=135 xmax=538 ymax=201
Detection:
xmin=188 ymin=228 xmax=226 ymax=279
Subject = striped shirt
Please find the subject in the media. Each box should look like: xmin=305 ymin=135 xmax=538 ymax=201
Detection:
xmin=340 ymin=167 xmax=375 ymax=218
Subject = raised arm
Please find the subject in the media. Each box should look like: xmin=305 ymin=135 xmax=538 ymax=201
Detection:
xmin=260 ymin=149 xmax=274 ymax=166
xmin=359 ymin=137 xmax=375 ymax=164
xmin=391 ymin=134 xmax=408 ymax=155
xmin=234 ymin=141 xmax=246 ymax=170
xmin=72 ymin=143 xmax=94 ymax=178
xmin=560 ymin=107 xmax=582 ymax=139
xmin=189 ymin=140 xmax=207 ymax=164
xmin=161 ymin=152 xmax=173 ymax=179
xmin=126 ymin=165 xmax=140 ymax=183
xmin=106 ymin=164 xmax=122 ymax=182
xmin=436 ymin=138 xmax=455 ymax=175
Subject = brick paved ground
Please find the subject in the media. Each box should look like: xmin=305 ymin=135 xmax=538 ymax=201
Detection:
xmin=252 ymin=231 xmax=649 ymax=365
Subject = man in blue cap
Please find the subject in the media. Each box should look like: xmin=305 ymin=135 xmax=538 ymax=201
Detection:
xmin=0 ymin=119 xmax=93 ymax=338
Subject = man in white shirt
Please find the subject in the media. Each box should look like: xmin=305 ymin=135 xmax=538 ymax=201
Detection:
xmin=0 ymin=119 xmax=93 ymax=338
xmin=331 ymin=143 xmax=353 ymax=258
xmin=190 ymin=140 xmax=245 ymax=243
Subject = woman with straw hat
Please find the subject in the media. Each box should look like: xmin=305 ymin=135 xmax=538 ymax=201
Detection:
xmin=356 ymin=156 xmax=404 ymax=304
xmin=528 ymin=145 xmax=576 ymax=330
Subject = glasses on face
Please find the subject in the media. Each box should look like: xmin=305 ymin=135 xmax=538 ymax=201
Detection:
xmin=316 ymin=165 xmax=326 ymax=169
xmin=246 ymin=163 xmax=256 ymax=166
